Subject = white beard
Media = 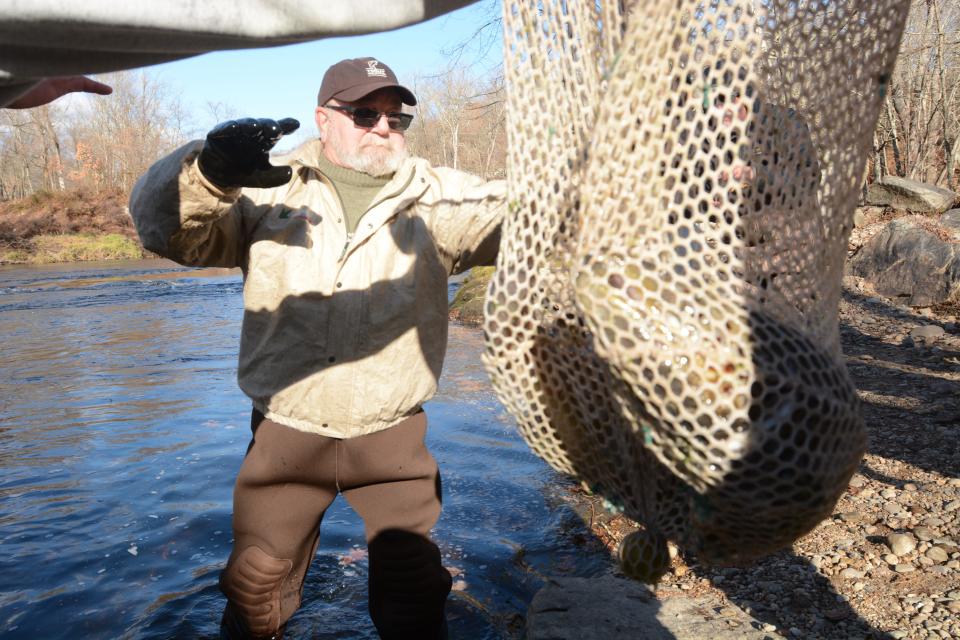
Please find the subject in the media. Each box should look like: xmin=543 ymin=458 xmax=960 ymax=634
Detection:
xmin=325 ymin=128 xmax=408 ymax=177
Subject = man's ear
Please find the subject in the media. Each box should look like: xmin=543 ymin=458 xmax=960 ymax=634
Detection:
xmin=315 ymin=106 xmax=328 ymax=139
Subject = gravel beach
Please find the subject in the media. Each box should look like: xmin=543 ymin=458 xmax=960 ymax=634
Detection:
xmin=547 ymin=283 xmax=960 ymax=640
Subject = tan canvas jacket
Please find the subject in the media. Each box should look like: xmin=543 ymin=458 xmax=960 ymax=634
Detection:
xmin=130 ymin=138 xmax=504 ymax=438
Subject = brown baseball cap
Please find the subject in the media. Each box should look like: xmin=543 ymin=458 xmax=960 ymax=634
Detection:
xmin=317 ymin=57 xmax=417 ymax=106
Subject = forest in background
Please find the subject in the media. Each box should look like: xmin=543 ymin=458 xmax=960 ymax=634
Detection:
xmin=0 ymin=65 xmax=506 ymax=203
xmin=0 ymin=0 xmax=956 ymax=262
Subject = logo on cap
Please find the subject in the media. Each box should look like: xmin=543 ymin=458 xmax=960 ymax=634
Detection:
xmin=366 ymin=60 xmax=388 ymax=78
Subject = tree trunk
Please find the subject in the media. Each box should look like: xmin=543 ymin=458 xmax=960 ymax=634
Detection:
xmin=931 ymin=0 xmax=953 ymax=189
xmin=885 ymin=96 xmax=904 ymax=176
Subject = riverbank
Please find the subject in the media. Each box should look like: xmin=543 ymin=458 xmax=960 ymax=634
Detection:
xmin=0 ymin=188 xmax=144 ymax=265
xmin=4 ymin=188 xmax=959 ymax=636
xmin=0 ymin=233 xmax=143 ymax=264
xmin=452 ymin=283 xmax=959 ymax=639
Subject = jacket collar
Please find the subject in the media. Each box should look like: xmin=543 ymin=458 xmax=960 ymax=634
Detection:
xmin=283 ymin=139 xmax=429 ymax=264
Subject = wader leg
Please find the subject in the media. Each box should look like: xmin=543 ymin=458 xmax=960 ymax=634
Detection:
xmin=219 ymin=411 xmax=337 ymax=639
xmin=339 ymin=412 xmax=452 ymax=639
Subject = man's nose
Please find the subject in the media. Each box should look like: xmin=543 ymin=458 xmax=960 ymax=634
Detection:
xmin=370 ymin=114 xmax=392 ymax=136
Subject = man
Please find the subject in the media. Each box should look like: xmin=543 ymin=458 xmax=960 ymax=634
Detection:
xmin=129 ymin=57 xmax=504 ymax=639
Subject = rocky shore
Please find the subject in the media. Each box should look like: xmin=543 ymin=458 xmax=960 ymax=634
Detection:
xmin=528 ymin=283 xmax=960 ymax=639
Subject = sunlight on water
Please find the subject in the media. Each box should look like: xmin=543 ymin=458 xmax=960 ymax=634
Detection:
xmin=0 ymin=260 xmax=611 ymax=639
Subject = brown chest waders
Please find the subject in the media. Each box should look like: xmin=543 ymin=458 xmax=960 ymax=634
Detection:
xmin=218 ymin=409 xmax=451 ymax=639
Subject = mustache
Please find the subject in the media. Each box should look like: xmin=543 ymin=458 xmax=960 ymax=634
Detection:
xmin=360 ymin=139 xmax=395 ymax=150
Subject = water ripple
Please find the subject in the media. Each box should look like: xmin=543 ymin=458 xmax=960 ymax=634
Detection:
xmin=0 ymin=260 xmax=611 ymax=639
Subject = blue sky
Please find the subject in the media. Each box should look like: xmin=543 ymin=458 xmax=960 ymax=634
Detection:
xmin=146 ymin=2 xmax=502 ymax=145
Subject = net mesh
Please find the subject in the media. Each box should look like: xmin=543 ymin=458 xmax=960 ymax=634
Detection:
xmin=484 ymin=0 xmax=910 ymax=581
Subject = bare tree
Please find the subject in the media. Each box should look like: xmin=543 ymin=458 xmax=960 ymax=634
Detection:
xmin=0 ymin=69 xmax=189 ymax=200
xmin=407 ymin=69 xmax=506 ymax=179
xmin=0 ymin=110 xmax=39 ymax=199
xmin=873 ymin=0 xmax=960 ymax=188
xmin=0 ymin=100 xmax=71 ymax=197
xmin=68 ymin=71 xmax=189 ymax=192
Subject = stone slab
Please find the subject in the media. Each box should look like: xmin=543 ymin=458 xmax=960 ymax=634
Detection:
xmin=526 ymin=574 xmax=778 ymax=640
xmin=865 ymin=176 xmax=958 ymax=214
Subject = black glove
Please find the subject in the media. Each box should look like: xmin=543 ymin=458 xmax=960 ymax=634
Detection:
xmin=197 ymin=117 xmax=300 ymax=189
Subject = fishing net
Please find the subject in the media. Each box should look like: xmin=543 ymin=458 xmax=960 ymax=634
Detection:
xmin=484 ymin=0 xmax=910 ymax=581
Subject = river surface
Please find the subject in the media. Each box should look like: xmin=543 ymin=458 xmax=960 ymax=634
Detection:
xmin=0 ymin=259 xmax=611 ymax=639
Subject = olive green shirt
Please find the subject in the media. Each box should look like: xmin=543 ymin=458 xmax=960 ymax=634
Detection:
xmin=316 ymin=153 xmax=392 ymax=234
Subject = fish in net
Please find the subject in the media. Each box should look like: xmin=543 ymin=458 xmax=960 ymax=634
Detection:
xmin=483 ymin=0 xmax=910 ymax=581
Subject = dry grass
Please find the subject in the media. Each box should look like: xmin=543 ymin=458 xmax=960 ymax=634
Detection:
xmin=0 ymin=233 xmax=142 ymax=265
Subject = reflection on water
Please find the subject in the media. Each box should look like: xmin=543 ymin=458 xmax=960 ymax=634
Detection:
xmin=0 ymin=259 xmax=611 ymax=639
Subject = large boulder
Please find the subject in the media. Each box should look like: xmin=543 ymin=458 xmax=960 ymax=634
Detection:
xmin=448 ymin=266 xmax=494 ymax=325
xmin=847 ymin=217 xmax=960 ymax=306
xmin=942 ymin=208 xmax=960 ymax=233
xmin=865 ymin=176 xmax=958 ymax=214
xmin=526 ymin=574 xmax=771 ymax=639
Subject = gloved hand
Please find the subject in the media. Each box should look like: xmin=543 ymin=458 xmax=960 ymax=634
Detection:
xmin=197 ymin=117 xmax=300 ymax=189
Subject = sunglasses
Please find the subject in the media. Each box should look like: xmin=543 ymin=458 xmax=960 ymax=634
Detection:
xmin=325 ymin=104 xmax=414 ymax=131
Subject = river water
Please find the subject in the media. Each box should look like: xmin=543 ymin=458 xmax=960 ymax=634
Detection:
xmin=0 ymin=259 xmax=611 ymax=639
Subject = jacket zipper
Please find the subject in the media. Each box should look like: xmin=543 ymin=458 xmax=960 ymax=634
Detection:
xmin=338 ymin=171 xmax=420 ymax=264
xmin=339 ymin=233 xmax=353 ymax=262
xmin=302 ymin=156 xmax=419 ymax=264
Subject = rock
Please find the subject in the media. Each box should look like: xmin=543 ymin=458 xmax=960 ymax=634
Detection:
xmin=839 ymin=511 xmax=870 ymax=524
xmin=823 ymin=607 xmax=848 ymax=621
xmin=846 ymin=218 xmax=960 ymax=307
xmin=525 ymin=574 xmax=773 ymax=639
xmin=854 ymin=208 xmax=867 ymax=228
xmin=913 ymin=526 xmax=937 ymax=542
xmin=865 ymin=176 xmax=959 ymax=214
xmin=927 ymin=547 xmax=950 ymax=563
xmin=836 ymin=538 xmax=856 ymax=550
xmin=448 ymin=266 xmax=494 ymax=326
xmin=911 ymin=325 xmax=946 ymax=341
xmin=942 ymin=208 xmax=960 ymax=232
xmin=884 ymin=501 xmax=904 ymax=515
xmin=889 ymin=533 xmax=917 ymax=556
xmin=895 ymin=563 xmax=916 ymax=573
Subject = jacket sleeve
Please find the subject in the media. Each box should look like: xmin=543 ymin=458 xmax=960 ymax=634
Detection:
xmin=128 ymin=141 xmax=249 ymax=268
xmin=422 ymin=167 xmax=506 ymax=275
